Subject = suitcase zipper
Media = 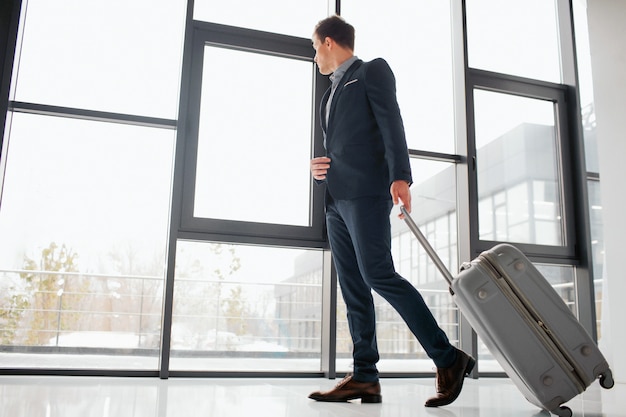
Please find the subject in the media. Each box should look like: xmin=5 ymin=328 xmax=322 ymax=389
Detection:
xmin=476 ymin=254 xmax=587 ymax=393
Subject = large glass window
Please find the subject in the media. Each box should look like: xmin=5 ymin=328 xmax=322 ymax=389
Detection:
xmin=341 ymin=0 xmax=456 ymax=154
xmin=466 ymin=0 xmax=561 ymax=83
xmin=169 ymin=241 xmax=324 ymax=372
xmin=573 ymin=0 xmax=599 ymax=173
xmin=573 ymin=0 xmax=604 ymax=342
xmin=193 ymin=0 xmax=331 ymax=38
xmin=0 ymin=113 xmax=174 ymax=369
xmin=178 ymin=23 xmax=325 ymax=244
xmin=12 ymin=0 xmax=186 ymax=119
xmin=194 ymin=46 xmax=313 ymax=226
xmin=587 ymin=179 xmax=604 ymax=336
xmin=0 ymin=0 xmax=598 ymax=377
xmin=474 ymin=89 xmax=564 ymax=247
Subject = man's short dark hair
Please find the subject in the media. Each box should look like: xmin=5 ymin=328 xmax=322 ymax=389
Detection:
xmin=314 ymin=15 xmax=355 ymax=51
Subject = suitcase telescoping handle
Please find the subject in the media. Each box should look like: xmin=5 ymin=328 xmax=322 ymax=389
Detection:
xmin=400 ymin=206 xmax=455 ymax=286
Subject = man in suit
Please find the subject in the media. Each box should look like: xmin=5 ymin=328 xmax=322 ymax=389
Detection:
xmin=308 ymin=15 xmax=475 ymax=407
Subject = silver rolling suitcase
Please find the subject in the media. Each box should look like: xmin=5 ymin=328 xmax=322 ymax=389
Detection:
xmin=400 ymin=206 xmax=614 ymax=417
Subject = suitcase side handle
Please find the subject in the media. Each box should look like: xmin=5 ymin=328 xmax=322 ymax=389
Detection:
xmin=400 ymin=205 xmax=455 ymax=285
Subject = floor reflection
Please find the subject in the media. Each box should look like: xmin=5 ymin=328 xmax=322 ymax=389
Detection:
xmin=0 ymin=376 xmax=622 ymax=417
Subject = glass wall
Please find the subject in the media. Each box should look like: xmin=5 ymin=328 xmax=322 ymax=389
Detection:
xmin=0 ymin=0 xmax=599 ymax=376
xmin=193 ymin=0 xmax=331 ymax=38
xmin=10 ymin=0 xmax=186 ymax=119
xmin=466 ymin=0 xmax=561 ymax=83
xmin=572 ymin=0 xmax=605 ymax=341
xmin=0 ymin=0 xmax=185 ymax=370
xmin=473 ymin=90 xmax=563 ymax=246
xmin=169 ymin=241 xmax=324 ymax=372
xmin=587 ymin=180 xmax=604 ymax=336
xmin=193 ymin=46 xmax=313 ymax=226
xmin=0 ymin=114 xmax=174 ymax=369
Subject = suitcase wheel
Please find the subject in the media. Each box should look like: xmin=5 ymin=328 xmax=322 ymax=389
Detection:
xmin=600 ymin=369 xmax=615 ymax=389
xmin=553 ymin=405 xmax=572 ymax=417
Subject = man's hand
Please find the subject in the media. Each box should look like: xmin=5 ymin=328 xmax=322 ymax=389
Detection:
xmin=310 ymin=157 xmax=331 ymax=180
xmin=390 ymin=180 xmax=412 ymax=218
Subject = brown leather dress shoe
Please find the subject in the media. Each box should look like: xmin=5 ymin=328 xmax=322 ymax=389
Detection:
xmin=309 ymin=375 xmax=382 ymax=403
xmin=425 ymin=349 xmax=476 ymax=407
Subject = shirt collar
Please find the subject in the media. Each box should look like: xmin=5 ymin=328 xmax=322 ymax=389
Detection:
xmin=329 ymin=56 xmax=359 ymax=86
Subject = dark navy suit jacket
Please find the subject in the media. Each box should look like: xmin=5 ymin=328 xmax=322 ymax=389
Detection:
xmin=319 ymin=58 xmax=412 ymax=200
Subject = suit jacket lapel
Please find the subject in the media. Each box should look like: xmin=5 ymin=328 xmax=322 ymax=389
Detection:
xmin=326 ymin=60 xmax=363 ymax=130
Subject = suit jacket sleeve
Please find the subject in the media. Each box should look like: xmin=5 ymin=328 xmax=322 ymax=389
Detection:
xmin=364 ymin=59 xmax=413 ymax=185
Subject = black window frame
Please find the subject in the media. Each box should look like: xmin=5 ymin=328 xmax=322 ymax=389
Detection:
xmin=177 ymin=21 xmax=329 ymax=248
xmin=466 ymin=69 xmax=578 ymax=263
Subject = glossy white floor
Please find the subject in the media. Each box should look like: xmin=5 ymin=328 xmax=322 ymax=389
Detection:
xmin=1 ymin=375 xmax=624 ymax=417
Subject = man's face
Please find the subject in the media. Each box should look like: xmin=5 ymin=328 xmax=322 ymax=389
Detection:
xmin=312 ymin=35 xmax=332 ymax=75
